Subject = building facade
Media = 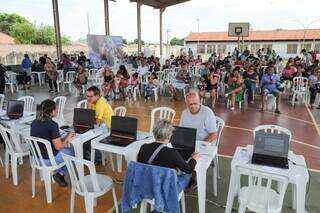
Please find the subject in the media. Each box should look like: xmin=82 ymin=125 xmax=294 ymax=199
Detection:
xmin=185 ymin=29 xmax=320 ymax=59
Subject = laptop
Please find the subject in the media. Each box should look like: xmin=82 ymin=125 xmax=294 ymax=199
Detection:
xmin=170 ymin=126 xmax=197 ymax=161
xmin=100 ymin=116 xmax=138 ymax=147
xmin=2 ymin=100 xmax=25 ymax=120
xmin=72 ymin=108 xmax=96 ymax=134
xmin=251 ymin=130 xmax=290 ymax=169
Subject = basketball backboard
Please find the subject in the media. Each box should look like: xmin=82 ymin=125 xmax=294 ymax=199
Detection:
xmin=228 ymin=23 xmax=250 ymax=37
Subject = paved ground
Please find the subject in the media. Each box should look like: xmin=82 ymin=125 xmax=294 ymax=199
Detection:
xmin=1 ymin=85 xmax=320 ymax=212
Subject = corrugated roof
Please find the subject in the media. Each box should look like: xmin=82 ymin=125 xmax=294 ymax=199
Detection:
xmin=185 ymin=29 xmax=320 ymax=42
xmin=130 ymin=0 xmax=190 ymax=8
xmin=0 ymin=32 xmax=15 ymax=44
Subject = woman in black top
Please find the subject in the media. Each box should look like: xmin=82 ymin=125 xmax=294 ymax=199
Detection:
xmin=199 ymin=67 xmax=219 ymax=109
xmin=138 ymin=120 xmax=199 ymax=174
xmin=243 ymin=65 xmax=259 ymax=104
xmin=101 ymin=66 xmax=114 ymax=97
xmin=31 ymin=99 xmax=75 ymax=187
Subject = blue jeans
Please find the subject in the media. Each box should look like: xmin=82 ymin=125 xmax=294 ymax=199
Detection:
xmin=44 ymin=147 xmax=75 ymax=175
xmin=246 ymin=83 xmax=256 ymax=103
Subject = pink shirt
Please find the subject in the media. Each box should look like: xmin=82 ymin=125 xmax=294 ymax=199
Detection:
xmin=131 ymin=78 xmax=139 ymax=86
xmin=282 ymin=66 xmax=297 ymax=78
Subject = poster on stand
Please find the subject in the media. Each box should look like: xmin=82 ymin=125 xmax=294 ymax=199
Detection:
xmin=87 ymin=34 xmax=124 ymax=68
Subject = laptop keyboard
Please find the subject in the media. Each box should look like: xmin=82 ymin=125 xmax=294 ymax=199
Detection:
xmin=100 ymin=136 xmax=135 ymax=147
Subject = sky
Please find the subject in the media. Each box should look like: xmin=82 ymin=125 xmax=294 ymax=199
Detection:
xmin=1 ymin=0 xmax=320 ymax=43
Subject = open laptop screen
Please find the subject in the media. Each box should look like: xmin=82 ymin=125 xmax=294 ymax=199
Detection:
xmin=73 ymin=108 xmax=96 ymax=128
xmin=110 ymin=116 xmax=138 ymax=139
xmin=7 ymin=100 xmax=24 ymax=119
xmin=253 ymin=131 xmax=290 ymax=158
xmin=171 ymin=126 xmax=197 ymax=151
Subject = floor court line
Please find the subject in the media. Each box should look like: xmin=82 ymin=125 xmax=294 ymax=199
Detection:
xmin=214 ymin=101 xmax=314 ymax=125
xmin=224 ymin=125 xmax=320 ymax=150
xmin=126 ymin=112 xmax=320 ymax=150
xmin=305 ymin=104 xmax=320 ymax=138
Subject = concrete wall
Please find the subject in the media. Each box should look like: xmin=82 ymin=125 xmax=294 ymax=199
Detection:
xmin=0 ymin=44 xmax=88 ymax=65
xmin=0 ymin=43 xmax=184 ymax=65
xmin=186 ymin=40 xmax=320 ymax=59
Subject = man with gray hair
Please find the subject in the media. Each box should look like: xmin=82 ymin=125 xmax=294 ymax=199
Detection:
xmin=180 ymin=89 xmax=218 ymax=142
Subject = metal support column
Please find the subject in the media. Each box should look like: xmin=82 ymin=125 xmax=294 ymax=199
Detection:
xmin=52 ymin=0 xmax=62 ymax=60
xmin=104 ymin=0 xmax=110 ymax=36
xmin=137 ymin=1 xmax=142 ymax=55
xmin=159 ymin=8 xmax=165 ymax=59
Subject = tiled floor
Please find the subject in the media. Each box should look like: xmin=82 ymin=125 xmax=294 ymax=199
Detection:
xmin=1 ymin=85 xmax=320 ymax=212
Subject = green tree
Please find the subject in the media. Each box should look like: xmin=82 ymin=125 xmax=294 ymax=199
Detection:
xmin=10 ymin=22 xmax=37 ymax=44
xmin=134 ymin=38 xmax=145 ymax=45
xmin=0 ymin=13 xmax=72 ymax=45
xmin=61 ymin=35 xmax=72 ymax=45
xmin=170 ymin=37 xmax=184 ymax=46
xmin=34 ymin=25 xmax=55 ymax=45
xmin=0 ymin=13 xmax=30 ymax=35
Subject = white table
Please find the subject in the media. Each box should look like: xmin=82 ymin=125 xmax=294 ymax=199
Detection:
xmin=31 ymin=71 xmax=46 ymax=87
xmin=91 ymin=135 xmax=218 ymax=213
xmin=90 ymin=131 xmax=154 ymax=170
xmin=68 ymin=127 xmax=106 ymax=159
xmin=225 ymin=145 xmax=309 ymax=213
xmin=0 ymin=110 xmax=36 ymax=130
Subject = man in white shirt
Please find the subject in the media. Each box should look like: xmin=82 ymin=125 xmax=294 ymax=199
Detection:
xmin=180 ymin=89 xmax=218 ymax=142
xmin=301 ymin=49 xmax=313 ymax=67
xmin=137 ymin=59 xmax=149 ymax=76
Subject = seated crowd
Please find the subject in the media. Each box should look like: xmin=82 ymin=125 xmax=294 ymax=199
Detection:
xmin=0 ymin=47 xmax=316 ymax=212
xmin=2 ymin=47 xmax=319 ymax=113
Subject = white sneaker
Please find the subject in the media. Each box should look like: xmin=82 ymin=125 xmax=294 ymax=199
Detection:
xmin=230 ymin=107 xmax=235 ymax=111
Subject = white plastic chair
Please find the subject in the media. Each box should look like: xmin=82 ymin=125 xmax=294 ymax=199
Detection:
xmin=0 ymin=125 xmax=29 ymax=185
xmin=236 ymin=165 xmax=289 ymax=213
xmin=75 ymin=84 xmax=88 ymax=97
xmin=253 ymin=125 xmax=292 ymax=142
xmin=91 ymin=71 xmax=102 ymax=85
xmin=133 ymin=86 xmax=141 ymax=101
xmin=114 ymin=106 xmax=127 ymax=117
xmin=24 ymin=135 xmax=66 ymax=203
xmin=88 ymin=68 xmax=98 ymax=82
xmin=213 ymin=116 xmax=225 ymax=181
xmin=266 ymin=94 xmax=277 ymax=112
xmin=53 ymin=96 xmax=66 ymax=124
xmin=17 ymin=96 xmax=35 ymax=112
xmin=62 ymin=154 xmax=119 ymax=213
xmin=56 ymin=70 xmax=64 ymax=92
xmin=5 ymin=71 xmax=18 ymax=93
xmin=0 ymin=94 xmax=4 ymax=110
xmin=140 ymin=192 xmax=186 ymax=213
xmin=64 ymin=71 xmax=76 ymax=93
xmin=291 ymin=77 xmax=309 ymax=107
xmin=139 ymin=71 xmax=152 ymax=92
xmin=155 ymin=71 xmax=166 ymax=95
xmin=149 ymin=107 xmax=176 ymax=134
xmin=0 ymin=150 xmax=3 ymax=167
xmin=146 ymin=86 xmax=159 ymax=102
xmin=76 ymin=99 xmax=87 ymax=109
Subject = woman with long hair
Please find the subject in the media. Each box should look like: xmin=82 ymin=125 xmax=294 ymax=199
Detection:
xmin=44 ymin=58 xmax=58 ymax=93
xmin=101 ymin=66 xmax=114 ymax=97
xmin=31 ymin=99 xmax=75 ymax=187
xmin=225 ymin=66 xmax=244 ymax=110
xmin=74 ymin=64 xmax=88 ymax=95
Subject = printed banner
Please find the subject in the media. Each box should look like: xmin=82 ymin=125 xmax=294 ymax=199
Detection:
xmin=87 ymin=34 xmax=124 ymax=67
